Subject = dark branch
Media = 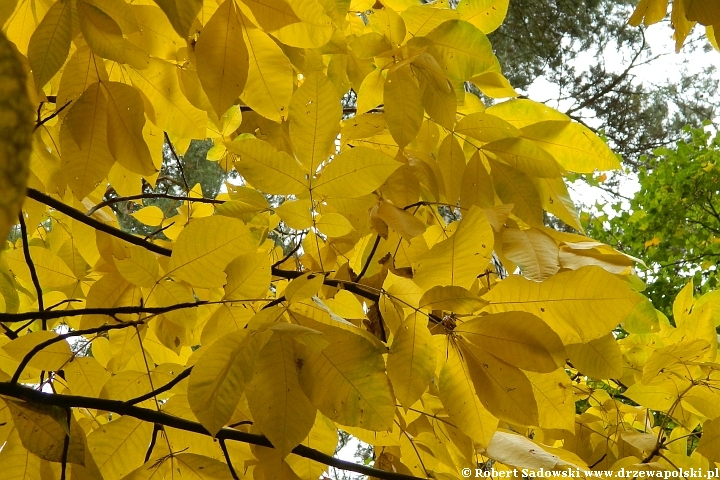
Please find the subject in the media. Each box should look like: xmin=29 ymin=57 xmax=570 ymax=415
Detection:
xmin=0 ymin=382 xmax=424 ymax=480
xmin=35 ymin=101 xmax=71 ymax=132
xmin=86 ymin=193 xmax=223 ymax=217
xmin=0 ymin=302 xmax=208 ymax=324
xmin=124 ymin=367 xmax=193 ymax=406
xmin=18 ymin=212 xmax=45 ymax=328
xmin=220 ymin=438 xmax=241 ymax=480
xmin=26 ymin=188 xmax=173 ymax=257
xmin=355 ymin=235 xmax=381 ymax=282
xmin=145 ymin=423 xmax=161 ymax=463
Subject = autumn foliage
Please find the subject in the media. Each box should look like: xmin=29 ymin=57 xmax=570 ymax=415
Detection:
xmin=0 ymin=0 xmax=719 ymax=479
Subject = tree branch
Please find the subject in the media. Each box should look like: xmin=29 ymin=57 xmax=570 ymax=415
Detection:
xmin=0 ymin=302 xmax=208 ymax=324
xmin=26 ymin=188 xmax=173 ymax=257
xmin=124 ymin=367 xmax=193 ymax=406
xmin=355 ymin=235 xmax=381 ymax=282
xmin=86 ymin=193 xmax=223 ymax=217
xmin=18 ymin=213 xmax=45 ymax=326
xmin=219 ymin=438 xmax=241 ymax=480
xmin=0 ymin=382 xmax=424 ymax=480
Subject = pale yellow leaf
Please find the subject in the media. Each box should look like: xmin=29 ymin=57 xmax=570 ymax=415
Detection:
xmin=285 ymin=273 xmax=325 ymax=304
xmin=3 ymin=330 xmax=73 ymax=371
xmin=289 ymin=72 xmax=342 ymax=173
xmin=376 ymin=200 xmax=426 ymax=239
xmin=64 ymin=356 xmax=111 ymax=398
xmin=238 ymin=14 xmax=293 ymax=122
xmin=470 ymin=71 xmax=518 ymax=98
xmin=385 ymin=65 xmax=423 ymax=149
xmin=456 ymin=112 xmax=522 ymax=143
xmin=247 ymin=334 xmax=317 ymax=457
xmin=521 ymin=120 xmax=621 ymax=173
xmin=296 ymin=329 xmax=395 ymax=431
xmin=315 ymin=212 xmax=354 ymax=237
xmin=413 ymin=206 xmax=494 ymax=289
xmin=167 ymin=216 xmax=256 ymax=288
xmin=456 ymin=311 xmax=565 ymax=373
xmin=401 ymin=5 xmax=459 ymax=37
xmin=356 ymin=68 xmax=385 ymax=114
xmin=387 ymin=316 xmax=437 ymax=408
xmin=187 ymin=331 xmax=248 ymax=436
xmin=152 ymin=0 xmax=203 ymax=37
xmin=460 ymin=150 xmax=495 ymax=209
xmin=4 ymin=246 xmax=77 ymax=290
xmin=275 ymin=199 xmax=313 ymax=230
xmin=224 ymin=252 xmax=270 ymax=301
xmin=240 ymin=0 xmax=333 ymax=48
xmin=113 ymin=245 xmax=160 ymax=287
xmin=131 ymin=205 xmax=164 ymax=226
xmin=485 ymin=98 xmax=569 ymax=128
xmin=501 ymin=227 xmax=559 ymax=281
xmin=483 ymin=266 xmax=643 ymax=344
xmin=426 ymin=19 xmax=496 ymax=82
xmin=27 ymin=0 xmax=72 ymax=90
xmin=526 ymin=368 xmax=575 ymax=431
xmin=457 ymin=0 xmax=509 ymax=34
xmin=323 ymin=291 xmax=365 ymax=319
xmin=88 ymin=416 xmax=154 ymax=479
xmin=566 ymin=333 xmax=623 ymax=379
xmin=228 ymin=137 xmax=309 ymax=195
xmin=490 ymin=159 xmax=543 ymax=226
xmin=419 ymin=285 xmax=486 ymax=313
xmin=196 ymin=0 xmax=248 ymax=117
xmin=104 ymin=81 xmax=157 ymax=176
xmin=312 ymin=146 xmax=401 ymax=198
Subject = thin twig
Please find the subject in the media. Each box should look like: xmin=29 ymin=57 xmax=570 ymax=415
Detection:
xmin=124 ymin=367 xmax=193 ymax=406
xmin=355 ymin=235 xmax=381 ymax=282
xmin=86 ymin=193 xmax=223 ymax=216
xmin=220 ymin=438 xmax=241 ymax=480
xmin=164 ymin=132 xmax=190 ymax=193
xmin=145 ymin=423 xmax=161 ymax=462
xmin=34 ymin=101 xmax=71 ymax=132
xmin=18 ymin=213 xmax=45 ymax=328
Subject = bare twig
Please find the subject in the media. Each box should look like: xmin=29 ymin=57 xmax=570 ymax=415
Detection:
xmin=18 ymin=212 xmax=45 ymax=328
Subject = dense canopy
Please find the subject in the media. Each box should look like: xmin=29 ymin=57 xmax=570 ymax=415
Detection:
xmin=0 ymin=0 xmax=718 ymax=479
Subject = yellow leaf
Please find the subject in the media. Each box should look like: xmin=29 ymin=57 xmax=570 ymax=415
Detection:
xmin=483 ymin=137 xmax=565 ymax=178
xmin=275 ymin=198 xmax=314 ymax=230
xmin=521 ymin=120 xmax=621 ymax=173
xmin=426 ymin=19 xmax=496 ymax=82
xmin=696 ymin=417 xmax=720 ymax=462
xmin=462 ymin=341 xmax=539 ymax=426
xmin=313 ymin=146 xmax=401 ymax=198
xmin=131 ymin=205 xmax=164 ymax=226
xmin=285 ymin=273 xmax=325 ymax=304
xmin=3 ymin=330 xmax=73 ymax=371
xmin=173 ymin=453 xmax=236 ymax=479
xmin=60 ymin=82 xmax=115 ymax=199
xmin=460 ymin=151 xmax=495 ymax=209
xmin=240 ymin=0 xmax=334 ymax=48
xmin=457 ymin=0 xmax=509 ymax=34
xmin=486 ymin=431 xmax=585 ymax=471
xmin=535 ymin=177 xmax=583 ymax=232
xmin=322 ymin=291 xmax=365 ymax=319
xmin=385 ymin=65 xmax=423 ymax=149
xmin=629 ymin=0 xmax=668 ymax=26
xmin=566 ymin=333 xmax=623 ymax=380
xmin=470 ymin=71 xmax=518 ymax=98
xmin=0 ymin=430 xmax=42 ymax=480
xmin=416 ymin=53 xmax=457 ymax=130
xmin=289 ymin=72 xmax=342 ymax=173
xmin=413 ymin=206 xmax=494 ymax=289
xmin=4 ymin=246 xmax=77 ymax=289
xmin=526 ymin=368 xmax=575 ymax=431
xmin=456 ymin=112 xmax=522 ymax=143
xmin=126 ymin=58 xmax=206 ymax=139
xmin=285 ymin=413 xmax=338 ymax=479
xmin=437 ymin=134 xmax=465 ymax=206
xmin=104 ymin=81 xmax=157 ymax=176
xmin=401 ymin=5 xmax=460 ymax=37
xmin=376 ymin=200 xmax=426 ymax=239
xmin=673 ymin=279 xmax=695 ymax=324
xmin=296 ymin=329 xmax=395 ymax=431
xmin=88 ymin=416 xmax=154 ymax=479
xmin=486 ymin=98 xmax=569 ymax=128
xmin=437 ymin=339 xmax=497 ymax=447
xmin=76 ymin=0 xmax=146 ymax=69
xmin=456 ymin=311 xmax=565 ymax=373
xmin=501 ymin=227 xmax=559 ymax=281
xmin=196 ymin=0 xmax=248 ymax=117
xmin=152 ymin=0 xmax=203 ymax=37
xmin=387 ymin=316 xmax=437 ymax=408
xmin=6 ymin=400 xmax=85 ymax=465
xmin=642 ymin=339 xmax=710 ymax=384
xmin=187 ymin=331 xmax=249 ymax=436
xmin=224 ymin=252 xmax=270 ymax=301
xmin=113 ymin=244 xmax=160 ymax=287
xmin=167 ymin=216 xmax=256 ymax=288
xmin=247 ymin=334 xmax=317 ymax=457
xmin=419 ymin=285 xmax=487 ymax=313
xmin=64 ymin=356 xmax=111 ymax=398
xmin=27 ymin=0 xmax=72 ymax=90
xmin=490 ymin=159 xmax=543 ymax=226
xmin=682 ymin=385 xmax=720 ymax=420
xmin=484 ymin=266 xmax=642 ymax=344
xmin=315 ymin=212 xmax=354 ymax=237
xmin=356 ymin=68 xmax=386 ymax=114
xmin=228 ymin=137 xmax=309 ymax=195
xmin=238 ymin=14 xmax=293 ymax=122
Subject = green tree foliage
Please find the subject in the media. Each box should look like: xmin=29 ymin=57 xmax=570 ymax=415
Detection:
xmin=588 ymin=126 xmax=720 ymax=315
